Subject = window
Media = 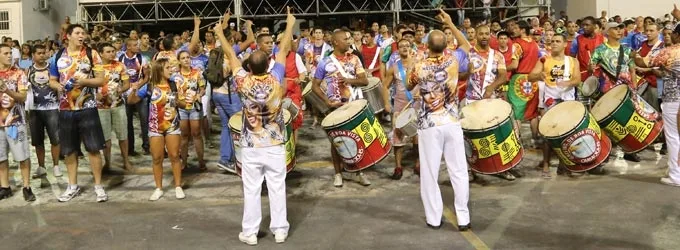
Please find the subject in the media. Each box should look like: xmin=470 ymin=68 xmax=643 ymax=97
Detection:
xmin=0 ymin=11 xmax=8 ymax=31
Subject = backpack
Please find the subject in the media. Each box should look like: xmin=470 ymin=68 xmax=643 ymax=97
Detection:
xmin=118 ymin=53 xmax=144 ymax=78
xmin=54 ymin=47 xmax=94 ymax=80
xmin=204 ymin=48 xmax=225 ymax=88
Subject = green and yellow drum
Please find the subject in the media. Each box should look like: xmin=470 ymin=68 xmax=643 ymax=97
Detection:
xmin=591 ymin=85 xmax=663 ymax=153
xmin=460 ymin=99 xmax=523 ymax=174
xmin=229 ymin=110 xmax=296 ymax=176
xmin=539 ymin=101 xmax=612 ymax=172
xmin=321 ymin=99 xmax=391 ymax=172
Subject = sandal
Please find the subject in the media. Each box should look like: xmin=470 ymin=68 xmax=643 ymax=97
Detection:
xmin=541 ymin=170 xmax=552 ymax=179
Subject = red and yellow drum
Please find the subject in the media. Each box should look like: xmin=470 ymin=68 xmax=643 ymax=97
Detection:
xmin=460 ymin=99 xmax=523 ymax=174
xmin=228 ymin=110 xmax=296 ymax=176
xmin=321 ymin=99 xmax=391 ymax=172
xmin=539 ymin=101 xmax=612 ymax=172
xmin=591 ymin=85 xmax=663 ymax=153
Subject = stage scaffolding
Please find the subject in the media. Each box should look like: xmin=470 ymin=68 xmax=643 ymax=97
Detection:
xmin=78 ymin=0 xmax=550 ymax=25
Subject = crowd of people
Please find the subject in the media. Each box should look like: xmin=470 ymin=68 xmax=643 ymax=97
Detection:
xmin=2 ymin=3 xmax=680 ymax=245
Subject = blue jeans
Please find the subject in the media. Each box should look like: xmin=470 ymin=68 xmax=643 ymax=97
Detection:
xmin=213 ymin=92 xmax=243 ymax=163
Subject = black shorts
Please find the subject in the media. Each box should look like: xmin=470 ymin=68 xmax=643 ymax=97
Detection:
xmin=59 ymin=108 xmax=106 ymax=156
xmin=29 ymin=110 xmax=60 ymax=147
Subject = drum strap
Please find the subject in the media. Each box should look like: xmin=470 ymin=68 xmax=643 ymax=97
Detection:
xmin=563 ymin=56 xmax=571 ymax=80
xmin=615 ymin=45 xmax=625 ymax=79
xmin=330 ymin=54 xmax=364 ymax=100
xmin=481 ymin=49 xmax=495 ymax=96
xmin=369 ymin=46 xmax=381 ymax=69
xmin=397 ymin=60 xmax=413 ymax=102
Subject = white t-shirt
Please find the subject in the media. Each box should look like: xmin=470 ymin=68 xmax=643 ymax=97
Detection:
xmin=11 ymin=47 xmax=20 ymax=65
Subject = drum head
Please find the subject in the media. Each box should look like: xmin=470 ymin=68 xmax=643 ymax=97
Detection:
xmin=282 ymin=97 xmax=293 ymax=107
xmin=460 ymin=99 xmax=512 ymax=130
xmin=591 ymin=85 xmax=628 ymax=121
xmin=395 ymin=108 xmax=416 ymax=127
xmin=229 ymin=111 xmax=243 ymax=133
xmin=302 ymin=81 xmax=312 ymax=95
xmin=321 ymin=100 xmax=368 ymax=127
xmin=364 ymin=77 xmax=381 ymax=90
xmin=539 ymin=101 xmax=586 ymax=137
xmin=581 ymin=76 xmax=599 ymax=96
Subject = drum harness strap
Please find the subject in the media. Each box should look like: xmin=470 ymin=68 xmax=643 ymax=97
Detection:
xmin=614 ymin=45 xmax=625 ymax=83
xmin=480 ymin=49 xmax=496 ymax=97
xmin=329 ymin=54 xmax=364 ymax=101
xmin=368 ymin=46 xmax=381 ymax=70
xmin=397 ymin=60 xmax=413 ymax=102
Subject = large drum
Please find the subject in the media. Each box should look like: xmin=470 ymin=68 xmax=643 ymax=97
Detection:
xmin=539 ymin=101 xmax=612 ymax=172
xmin=591 ymin=85 xmax=663 ymax=153
xmin=321 ymin=99 xmax=391 ymax=172
xmin=228 ymin=110 xmax=296 ymax=176
xmin=460 ymin=99 xmax=523 ymax=174
xmin=361 ymin=77 xmax=385 ymax=114
xmin=302 ymin=81 xmax=330 ymax=115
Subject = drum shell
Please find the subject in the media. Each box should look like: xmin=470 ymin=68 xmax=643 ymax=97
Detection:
xmin=579 ymin=76 xmax=602 ymax=99
xmin=361 ymin=77 xmax=385 ymax=114
xmin=282 ymin=98 xmax=300 ymax=119
xmin=395 ymin=107 xmax=418 ymax=138
xmin=229 ymin=111 xmax=296 ymax=177
xmin=463 ymin=116 xmax=523 ymax=174
xmin=542 ymin=105 xmax=612 ymax=172
xmin=302 ymin=83 xmax=331 ymax=115
xmin=322 ymin=101 xmax=391 ymax=172
xmin=594 ymin=86 xmax=663 ymax=153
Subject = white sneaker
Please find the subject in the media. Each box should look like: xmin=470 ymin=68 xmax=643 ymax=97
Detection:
xmin=356 ymin=172 xmax=371 ymax=186
xmin=32 ymin=167 xmax=47 ymax=179
xmin=149 ymin=188 xmax=164 ymax=201
xmin=661 ymin=177 xmax=680 ymax=187
xmin=239 ymin=232 xmax=257 ymax=245
xmin=94 ymin=186 xmax=108 ymax=202
xmin=53 ymin=165 xmax=63 ymax=177
xmin=175 ymin=187 xmax=185 ymax=199
xmin=58 ymin=186 xmax=81 ymax=202
xmin=274 ymin=231 xmax=288 ymax=243
xmin=334 ymin=173 xmax=343 ymax=187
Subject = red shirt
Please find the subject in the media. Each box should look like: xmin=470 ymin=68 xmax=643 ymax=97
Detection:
xmin=498 ymin=46 xmax=513 ymax=80
xmin=574 ymin=33 xmax=605 ymax=79
xmin=638 ymin=40 xmax=664 ymax=87
xmin=360 ymin=44 xmax=382 ymax=78
xmin=565 ymin=39 xmax=574 ymax=56
xmin=512 ymin=37 xmax=540 ymax=74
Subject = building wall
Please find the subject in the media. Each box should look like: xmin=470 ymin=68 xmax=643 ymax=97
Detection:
xmin=22 ymin=0 xmax=78 ymax=41
xmin=0 ymin=0 xmax=22 ymax=42
xmin=555 ymin=0 xmax=674 ymax=20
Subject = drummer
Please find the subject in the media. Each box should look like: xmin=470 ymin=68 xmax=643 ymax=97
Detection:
xmin=311 ymin=29 xmax=371 ymax=188
xmin=465 ymin=25 xmax=516 ymax=181
xmin=590 ymin=22 xmax=641 ymax=164
xmin=528 ymin=33 xmax=581 ymax=178
xmin=381 ymin=38 xmax=421 ymax=180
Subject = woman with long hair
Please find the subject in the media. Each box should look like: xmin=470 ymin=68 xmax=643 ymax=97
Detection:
xmin=18 ymin=44 xmax=32 ymax=70
xmin=128 ymin=58 xmax=186 ymax=201
xmin=176 ymin=50 xmax=207 ymax=170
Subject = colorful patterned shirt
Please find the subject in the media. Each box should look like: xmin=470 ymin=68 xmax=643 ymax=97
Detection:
xmin=28 ymin=63 xmax=59 ymax=110
xmin=466 ymin=47 xmax=506 ymax=101
xmin=233 ymin=63 xmax=286 ymax=148
xmin=98 ymin=61 xmax=129 ymax=109
xmin=154 ymin=50 xmax=179 ymax=73
xmin=0 ymin=67 xmax=28 ymax=127
xmin=650 ymin=44 xmax=680 ymax=103
xmin=139 ymin=82 xmax=180 ymax=134
xmin=176 ymin=69 xmax=206 ymax=110
xmin=409 ymin=54 xmax=460 ymax=130
xmin=119 ymin=53 xmax=148 ymax=84
xmin=590 ymin=43 xmax=635 ymax=86
xmin=48 ymin=48 xmax=103 ymax=111
xmin=314 ymin=53 xmax=366 ymax=103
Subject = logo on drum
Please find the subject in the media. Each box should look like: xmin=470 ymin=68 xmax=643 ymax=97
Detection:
xmin=328 ymin=130 xmax=365 ymax=164
xmin=464 ymin=137 xmax=478 ymax=164
xmin=630 ymin=93 xmax=659 ymax=121
xmin=561 ymin=129 xmax=601 ymax=164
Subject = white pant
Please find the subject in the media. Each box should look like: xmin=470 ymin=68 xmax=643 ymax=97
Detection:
xmin=241 ymin=145 xmax=290 ymax=235
xmin=418 ymin=122 xmax=470 ymax=226
xmin=662 ymin=102 xmax=680 ymax=183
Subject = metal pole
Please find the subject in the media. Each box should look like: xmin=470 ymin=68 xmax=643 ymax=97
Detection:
xmin=235 ymin=0 xmax=242 ymax=31
xmin=394 ymin=0 xmax=400 ymax=25
xmin=316 ymin=0 xmax=320 ymax=17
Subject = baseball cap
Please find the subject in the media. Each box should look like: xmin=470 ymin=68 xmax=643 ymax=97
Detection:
xmin=401 ymin=29 xmax=415 ymax=37
xmin=605 ymin=22 xmax=624 ymax=30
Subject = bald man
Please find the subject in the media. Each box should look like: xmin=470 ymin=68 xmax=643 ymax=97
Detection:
xmin=312 ymin=30 xmax=371 ymax=187
xmin=407 ymin=10 xmax=471 ymax=231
